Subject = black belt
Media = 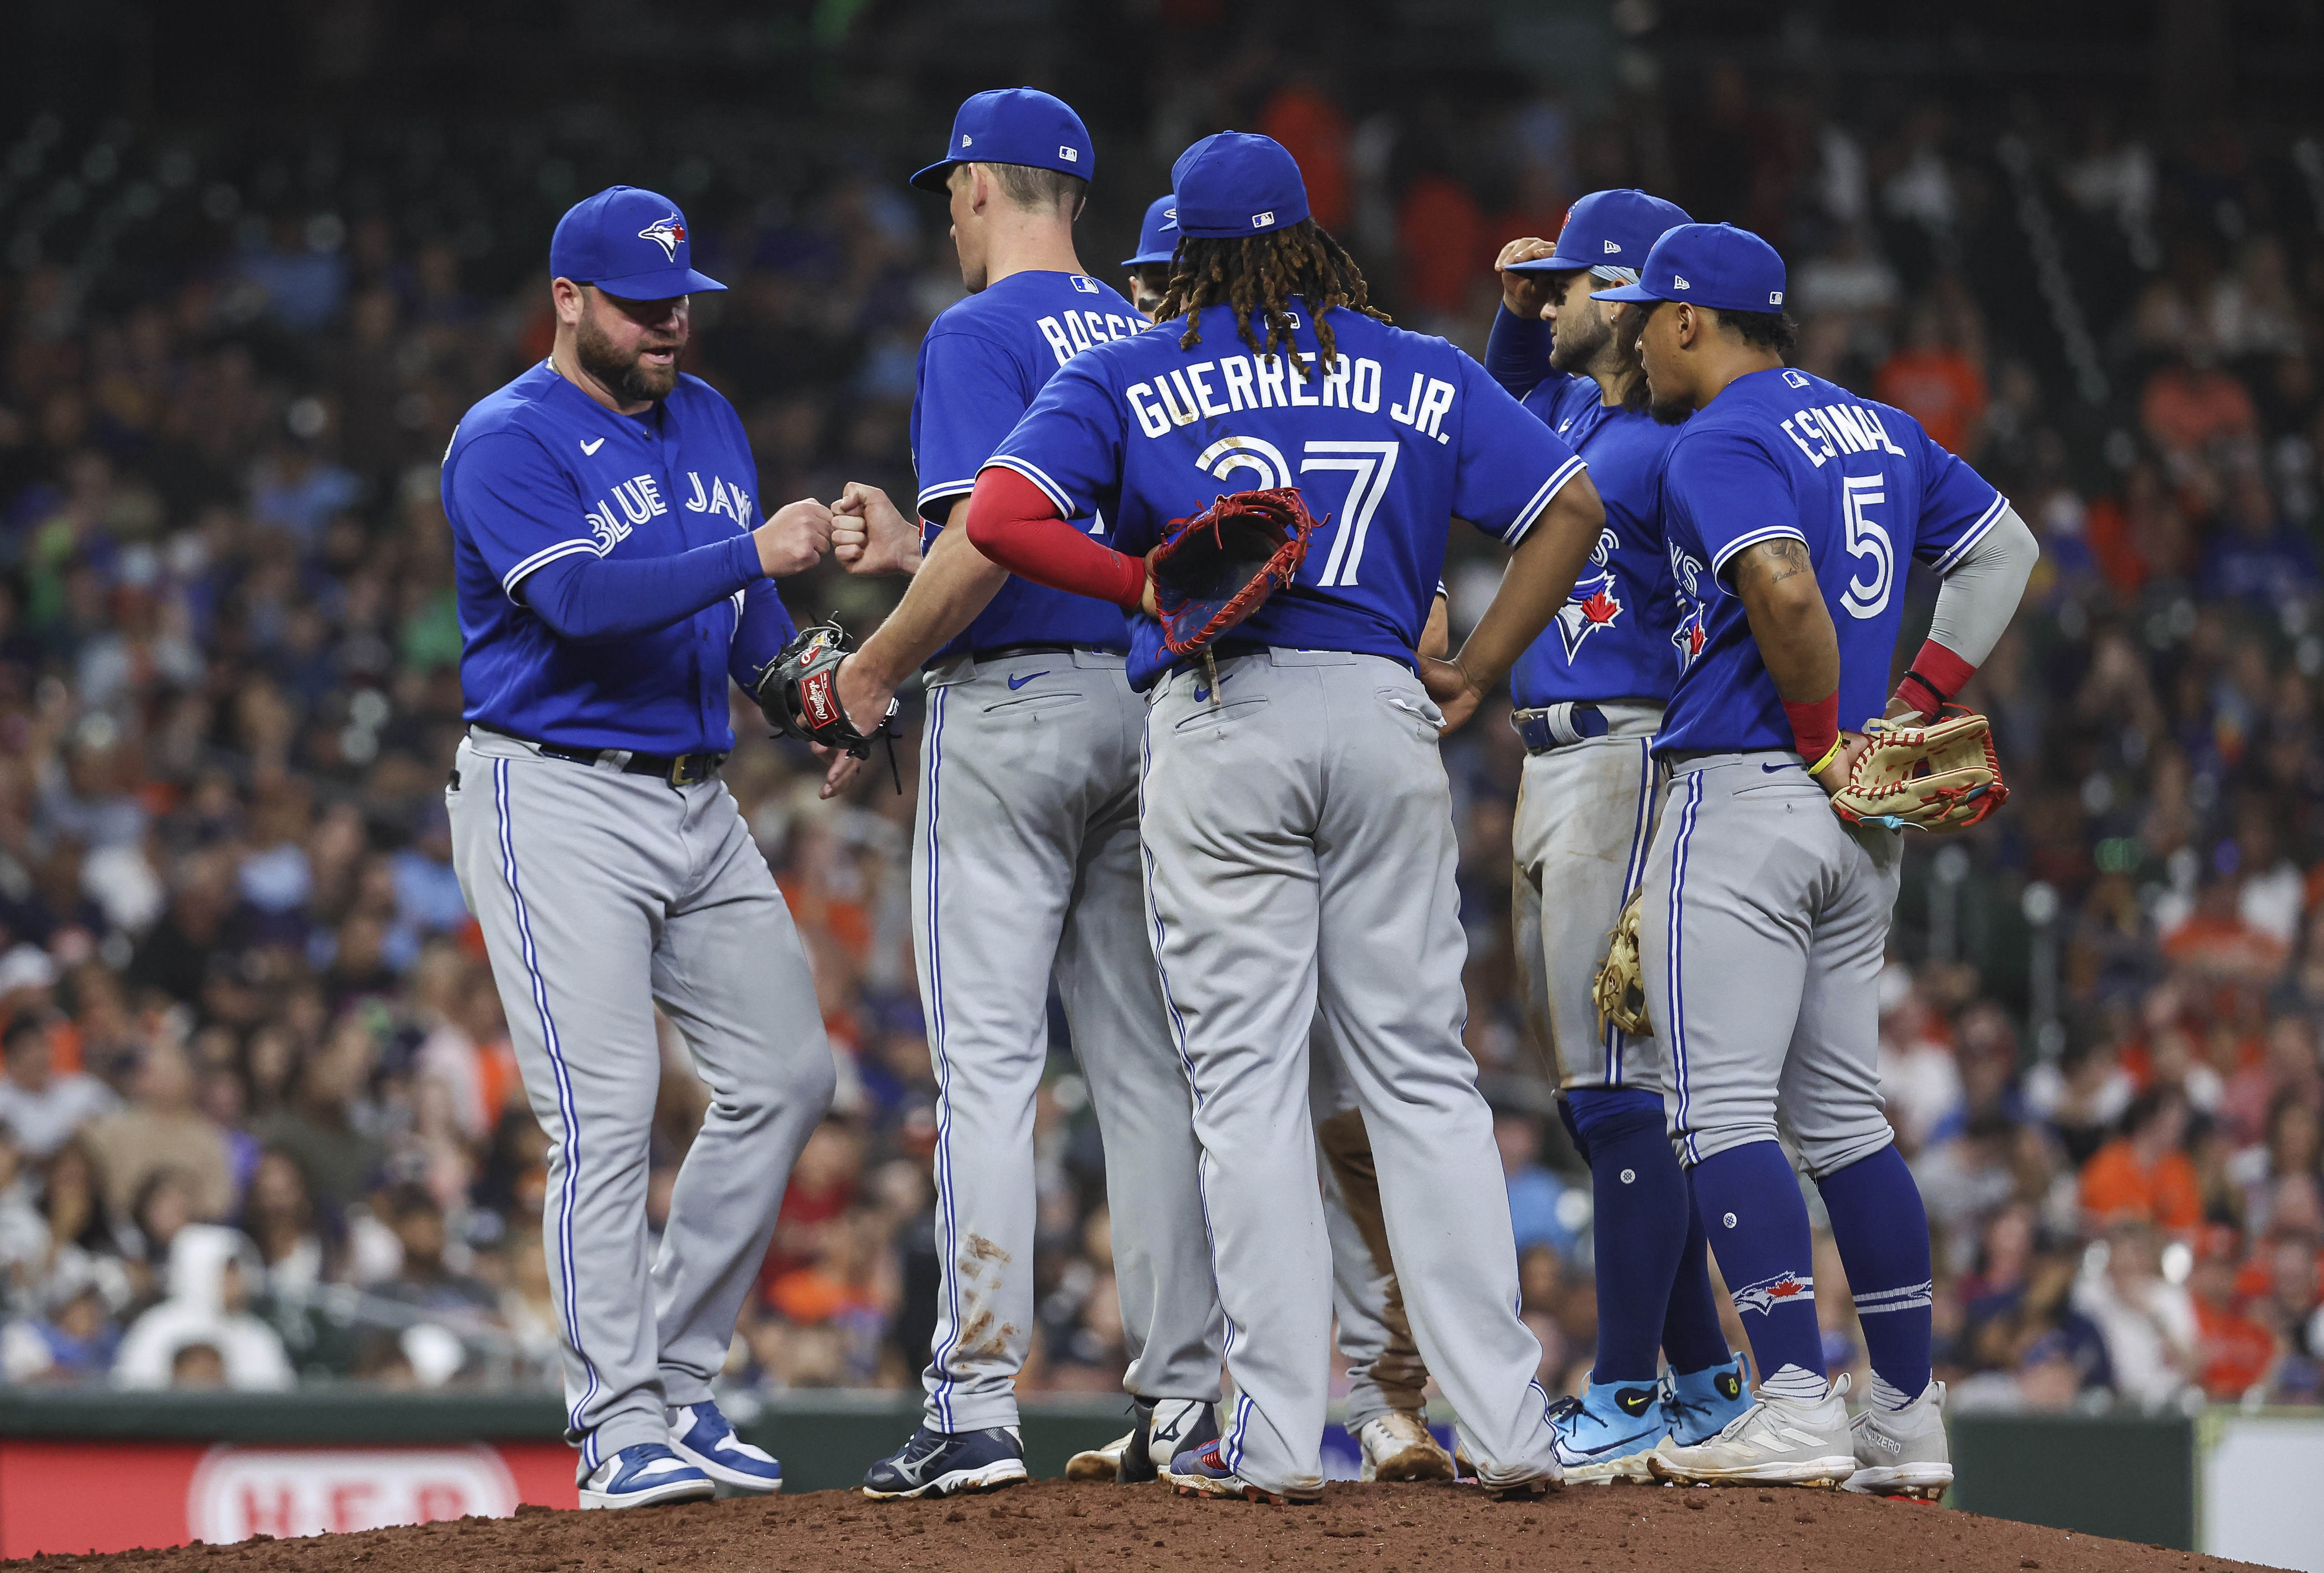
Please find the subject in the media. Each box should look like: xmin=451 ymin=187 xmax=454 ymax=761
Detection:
xmin=488 ymin=729 xmax=727 ymax=786
xmin=1512 ymin=704 xmax=1609 ymax=753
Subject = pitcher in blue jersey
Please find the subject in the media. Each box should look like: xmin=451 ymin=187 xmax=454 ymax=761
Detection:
xmin=1483 ymin=190 xmax=1753 ymax=1482
xmin=963 ymin=132 xmax=1611 ymax=1503
xmin=1590 ymin=225 xmax=2037 ymax=1495
xmin=827 ymin=89 xmax=1226 ymax=1502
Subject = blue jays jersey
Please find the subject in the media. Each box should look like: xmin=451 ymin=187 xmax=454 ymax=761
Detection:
xmin=987 ymin=303 xmax=1586 ymax=688
xmin=1507 ymin=375 xmax=1683 ymax=710
xmin=444 ymin=363 xmax=792 ymax=754
xmin=1653 ymin=367 xmax=2007 ymax=757
xmin=911 ymin=270 xmax=1146 ymax=659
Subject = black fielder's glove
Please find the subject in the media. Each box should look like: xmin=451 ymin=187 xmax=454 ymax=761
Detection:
xmin=752 ymin=620 xmax=896 ymax=758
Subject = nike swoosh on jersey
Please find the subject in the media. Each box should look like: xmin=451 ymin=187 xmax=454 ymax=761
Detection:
xmin=1762 ymin=761 xmax=1800 ymax=772
xmin=580 ymin=437 xmax=605 ymax=455
xmin=1006 ymin=670 xmax=1049 ymax=690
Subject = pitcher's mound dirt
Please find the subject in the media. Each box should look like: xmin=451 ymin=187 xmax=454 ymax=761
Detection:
xmin=19 ymin=1479 xmax=2285 ymax=1573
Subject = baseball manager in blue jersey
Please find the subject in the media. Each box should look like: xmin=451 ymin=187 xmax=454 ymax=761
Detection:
xmin=440 ymin=186 xmax=841 ymax=1510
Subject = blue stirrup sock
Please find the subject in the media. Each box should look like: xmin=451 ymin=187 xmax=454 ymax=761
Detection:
xmin=1814 ymin=1143 xmax=1935 ymax=1409
xmin=1565 ymin=1088 xmax=1687 ymax=1385
xmin=1689 ymin=1140 xmax=1826 ymax=1403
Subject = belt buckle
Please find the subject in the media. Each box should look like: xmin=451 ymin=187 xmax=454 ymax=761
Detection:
xmin=667 ymin=754 xmax=692 ymax=787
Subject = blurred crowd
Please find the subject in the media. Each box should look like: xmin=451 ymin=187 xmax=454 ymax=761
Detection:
xmin=0 ymin=31 xmax=2318 ymax=1421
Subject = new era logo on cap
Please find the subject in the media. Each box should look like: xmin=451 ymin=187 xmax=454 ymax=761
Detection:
xmin=960 ymin=134 xmax=973 ymax=147
xmin=1672 ymin=274 xmax=1690 ymax=289
xmin=1604 ymin=239 xmax=1622 ymax=253
xmin=1059 ymin=145 xmax=1078 ymax=162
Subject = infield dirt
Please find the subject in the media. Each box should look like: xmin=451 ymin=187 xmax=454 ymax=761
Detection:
xmin=16 ymin=1479 xmax=2286 ymax=1572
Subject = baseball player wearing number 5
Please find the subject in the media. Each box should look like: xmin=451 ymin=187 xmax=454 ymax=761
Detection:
xmin=1483 ymin=190 xmax=1754 ymax=1482
xmin=1587 ymin=225 xmax=2037 ymax=1493
xmin=966 ymin=132 xmax=1610 ymax=1503
xmin=440 ymin=187 xmax=840 ymax=1509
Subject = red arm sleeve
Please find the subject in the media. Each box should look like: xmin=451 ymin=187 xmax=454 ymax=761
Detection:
xmin=963 ymin=467 xmax=1148 ymax=610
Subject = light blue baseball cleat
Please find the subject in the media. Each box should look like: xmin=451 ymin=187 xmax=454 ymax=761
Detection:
xmin=668 ymin=1401 xmax=783 ymax=1493
xmin=1548 ymin=1374 xmax=1669 ymax=1483
xmin=1665 ymin=1352 xmax=1754 ymax=1446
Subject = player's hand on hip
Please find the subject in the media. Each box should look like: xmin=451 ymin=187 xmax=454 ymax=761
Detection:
xmin=1496 ymin=236 xmax=1557 ymax=318
xmin=756 ymin=498 xmax=835 ymax=577
xmin=1418 ymin=655 xmax=1485 ymax=735
xmin=1811 ymin=729 xmax=1870 ymax=797
xmin=832 ymin=482 xmax=922 ymax=577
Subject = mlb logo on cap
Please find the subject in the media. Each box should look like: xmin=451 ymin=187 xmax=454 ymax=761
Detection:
xmin=1171 ymin=131 xmax=1309 ymax=239
xmin=912 ymin=88 xmax=1096 ymax=193
xmin=1597 ymin=222 xmax=1788 ymax=316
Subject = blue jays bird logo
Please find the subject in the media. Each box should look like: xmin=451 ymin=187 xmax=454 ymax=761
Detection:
xmin=1671 ymin=600 xmax=1707 ymax=668
xmin=1555 ymin=566 xmax=1624 ymax=661
xmin=638 ymin=213 xmax=686 ymax=261
xmin=1729 ymin=1270 xmax=1814 ymax=1317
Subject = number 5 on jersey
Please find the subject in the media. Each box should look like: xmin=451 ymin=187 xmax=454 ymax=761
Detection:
xmin=1197 ymin=436 xmax=1398 ymax=588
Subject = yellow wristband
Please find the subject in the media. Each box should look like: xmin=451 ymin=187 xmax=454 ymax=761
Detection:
xmin=1807 ymin=738 xmax=1845 ymax=777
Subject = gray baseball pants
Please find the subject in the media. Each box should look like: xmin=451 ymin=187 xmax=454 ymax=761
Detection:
xmin=447 ymin=728 xmax=837 ymax=1472
xmin=1637 ymin=750 xmax=1902 ymax=1176
xmin=1141 ymin=649 xmax=1558 ymax=1497
xmin=914 ymin=650 xmax=1221 ymax=1433
xmin=1510 ymin=707 xmax=1665 ymax=1091
xmin=1309 ymin=1037 xmax=1429 ymax=1433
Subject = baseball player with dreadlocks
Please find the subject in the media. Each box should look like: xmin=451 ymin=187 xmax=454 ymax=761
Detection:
xmin=818 ymin=89 xmax=1226 ymax=1501
xmin=1481 ymin=191 xmax=1755 ymax=1480
xmin=963 ymin=131 xmax=1609 ymax=1503
xmin=1107 ymin=196 xmax=1459 ymax=1485
xmin=1581 ymin=224 xmax=2036 ymax=1494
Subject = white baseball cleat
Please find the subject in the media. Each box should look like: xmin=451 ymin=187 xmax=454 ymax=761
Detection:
xmin=1842 ymin=1379 xmax=1953 ymax=1500
xmin=1357 ymin=1411 xmax=1456 ymax=1482
xmin=1647 ymin=1375 xmax=1858 ymax=1489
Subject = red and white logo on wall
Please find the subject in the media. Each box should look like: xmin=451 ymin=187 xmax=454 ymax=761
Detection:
xmin=187 ymin=1446 xmax=520 ymax=1542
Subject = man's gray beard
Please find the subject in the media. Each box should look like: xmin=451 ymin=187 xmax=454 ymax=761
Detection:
xmin=577 ymin=316 xmax=678 ymax=403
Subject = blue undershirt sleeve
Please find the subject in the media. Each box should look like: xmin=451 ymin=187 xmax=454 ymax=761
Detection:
xmin=1482 ymin=305 xmax=1555 ymax=399
xmin=519 ymin=533 xmax=763 ymax=642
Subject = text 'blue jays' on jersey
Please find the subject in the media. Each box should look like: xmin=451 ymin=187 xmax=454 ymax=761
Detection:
xmin=1509 ymin=374 xmax=1683 ymax=710
xmin=1653 ymin=366 xmax=2007 ymax=757
xmin=911 ymin=270 xmax=1148 ymax=659
xmin=444 ymin=363 xmax=793 ymax=754
xmin=985 ymin=302 xmax=1586 ymax=688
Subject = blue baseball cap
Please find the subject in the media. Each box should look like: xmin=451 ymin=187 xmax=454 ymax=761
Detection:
xmin=1508 ymin=188 xmax=1693 ymax=275
xmin=1597 ymin=222 xmax=1787 ymax=314
xmin=1171 ymin=131 xmax=1309 ymax=238
xmin=549 ymin=187 xmax=725 ymax=300
xmin=1121 ymin=195 xmax=1180 ymax=267
xmin=911 ymin=87 xmax=1095 ymax=194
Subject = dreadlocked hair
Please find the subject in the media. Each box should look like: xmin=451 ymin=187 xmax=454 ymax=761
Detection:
xmin=1157 ymin=219 xmax=1390 ymax=381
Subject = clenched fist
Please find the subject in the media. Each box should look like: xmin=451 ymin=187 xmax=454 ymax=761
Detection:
xmin=832 ymin=482 xmax=923 ymax=577
xmin=755 ymin=498 xmax=835 ymax=577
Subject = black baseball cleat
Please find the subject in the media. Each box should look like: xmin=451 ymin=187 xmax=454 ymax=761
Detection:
xmin=861 ymin=1424 xmax=1029 ymax=1499
xmin=1133 ymin=1398 xmax=1218 ymax=1484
